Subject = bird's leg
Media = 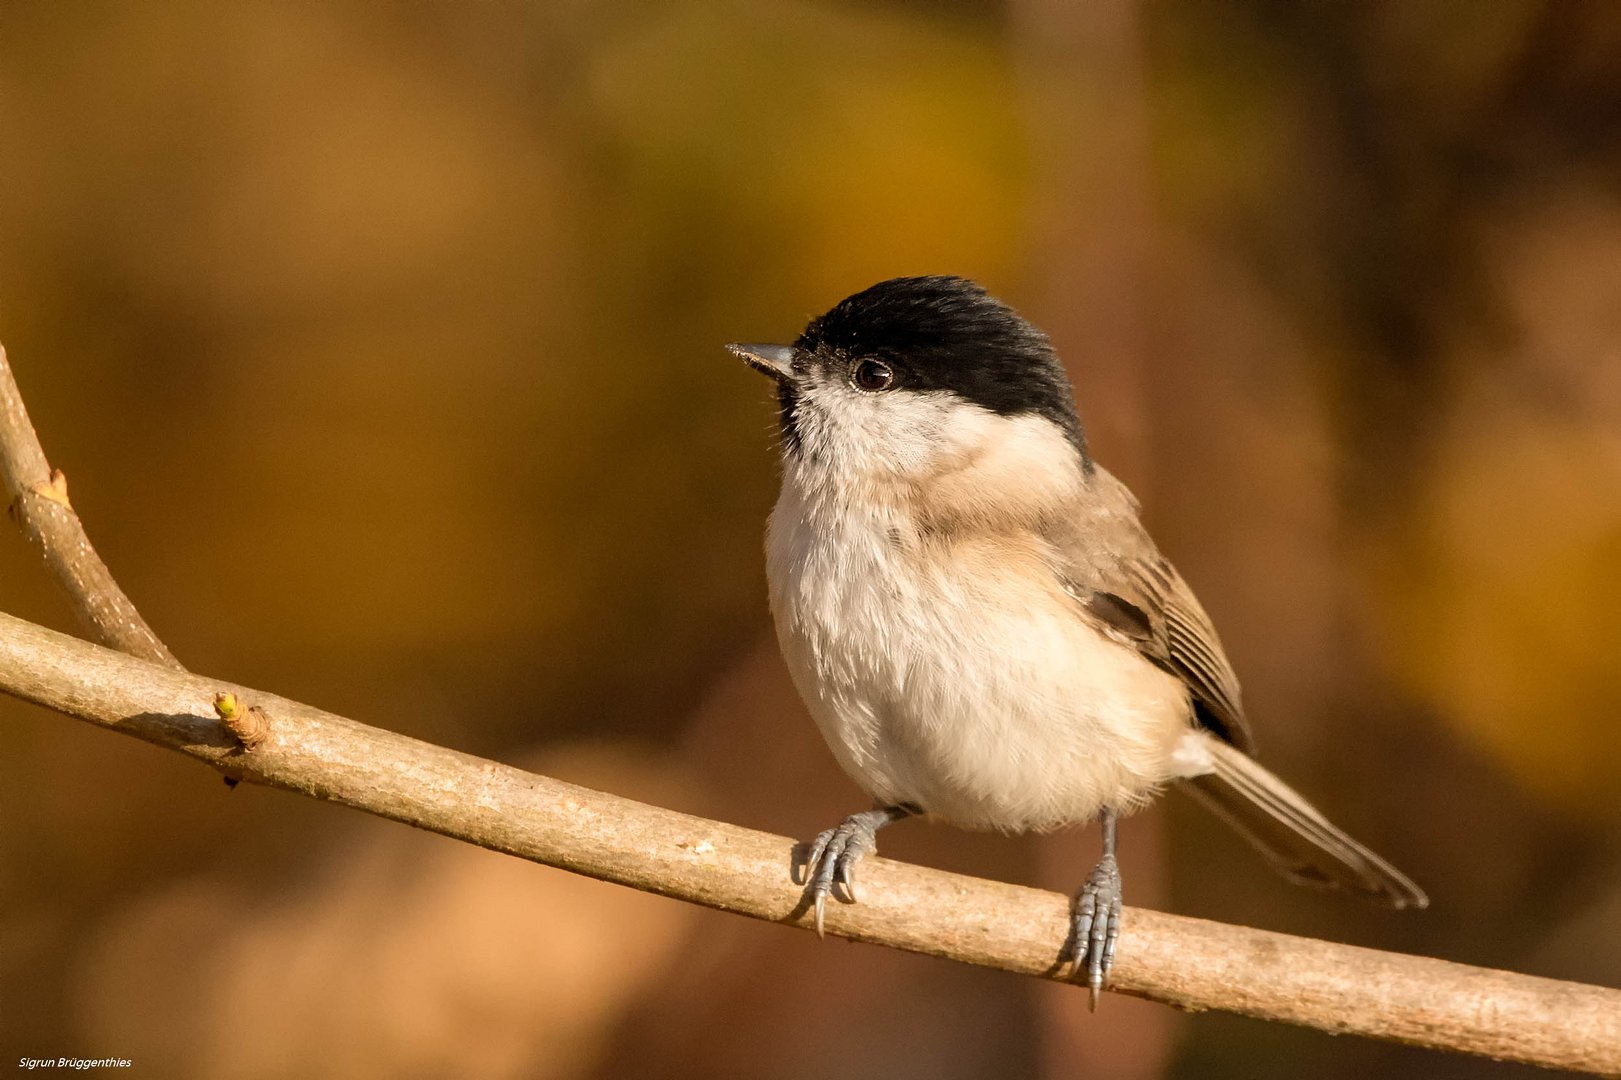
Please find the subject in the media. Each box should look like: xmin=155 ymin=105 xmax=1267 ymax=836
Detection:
xmin=1071 ymin=807 xmax=1123 ymax=1011
xmin=797 ymin=804 xmax=915 ymax=937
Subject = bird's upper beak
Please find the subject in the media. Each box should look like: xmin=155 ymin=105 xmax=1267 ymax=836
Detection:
xmin=727 ymin=342 xmax=797 ymax=384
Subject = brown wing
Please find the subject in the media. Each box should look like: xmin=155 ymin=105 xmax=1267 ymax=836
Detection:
xmin=1049 ymin=473 xmax=1427 ymax=906
xmin=1047 ymin=467 xmax=1255 ymax=755
xmin=1124 ymin=556 xmax=1253 ymax=753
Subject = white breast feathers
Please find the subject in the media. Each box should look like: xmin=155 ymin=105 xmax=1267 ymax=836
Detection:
xmin=766 ymin=450 xmax=1194 ymax=833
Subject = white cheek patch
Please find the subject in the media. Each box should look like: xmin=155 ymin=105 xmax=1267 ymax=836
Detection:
xmin=792 ymin=381 xmax=959 ymax=479
xmin=787 ymin=381 xmax=1087 ymax=531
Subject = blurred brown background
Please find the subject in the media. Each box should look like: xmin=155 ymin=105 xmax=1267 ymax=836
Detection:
xmin=1 ymin=2 xmax=1618 ymax=1078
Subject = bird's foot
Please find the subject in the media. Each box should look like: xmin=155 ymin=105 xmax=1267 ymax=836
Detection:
xmin=796 ymin=809 xmax=897 ymax=937
xmin=1070 ymin=853 xmax=1123 ymax=1011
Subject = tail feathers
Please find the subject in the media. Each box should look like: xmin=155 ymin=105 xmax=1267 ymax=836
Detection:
xmin=1181 ymin=735 xmax=1428 ymax=910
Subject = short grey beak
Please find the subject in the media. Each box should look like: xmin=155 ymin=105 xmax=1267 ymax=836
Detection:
xmin=727 ymin=342 xmax=797 ymax=384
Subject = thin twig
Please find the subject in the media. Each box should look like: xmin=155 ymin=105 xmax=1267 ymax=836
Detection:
xmin=0 ymin=345 xmax=179 ymax=668
xmin=0 ymin=612 xmax=1614 ymax=1074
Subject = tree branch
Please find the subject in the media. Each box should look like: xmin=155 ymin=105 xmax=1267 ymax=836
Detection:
xmin=1 ymin=344 xmax=1617 ymax=1073
xmin=0 ymin=611 xmax=1615 ymax=1073
xmin=0 ymin=345 xmax=179 ymax=668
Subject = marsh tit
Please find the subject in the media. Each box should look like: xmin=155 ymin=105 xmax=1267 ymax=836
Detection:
xmin=730 ymin=275 xmax=1426 ymax=1007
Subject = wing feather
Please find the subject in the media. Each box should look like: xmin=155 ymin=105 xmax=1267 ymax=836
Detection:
xmin=1047 ymin=467 xmax=1255 ymax=754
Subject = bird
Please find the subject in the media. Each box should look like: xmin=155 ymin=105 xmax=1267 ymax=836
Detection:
xmin=728 ymin=275 xmax=1426 ymax=1008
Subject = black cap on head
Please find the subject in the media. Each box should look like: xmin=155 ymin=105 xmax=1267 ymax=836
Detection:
xmin=796 ymin=276 xmax=1086 ymax=457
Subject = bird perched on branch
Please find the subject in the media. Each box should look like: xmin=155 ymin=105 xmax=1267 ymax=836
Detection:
xmin=730 ymin=275 xmax=1426 ymax=1008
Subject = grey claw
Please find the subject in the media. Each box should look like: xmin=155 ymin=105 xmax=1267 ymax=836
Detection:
xmin=837 ymin=856 xmax=860 ymax=903
xmin=804 ymin=832 xmax=833 ymax=882
xmin=799 ymin=809 xmax=897 ymax=935
xmin=805 ymin=822 xmax=852 ymax=937
xmin=1071 ymin=853 xmax=1123 ymax=1007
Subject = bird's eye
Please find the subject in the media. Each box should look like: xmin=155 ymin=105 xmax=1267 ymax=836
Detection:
xmin=852 ymin=359 xmax=896 ymax=392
